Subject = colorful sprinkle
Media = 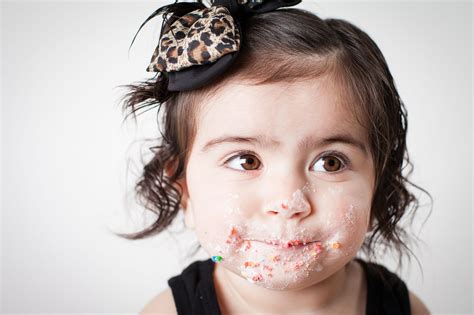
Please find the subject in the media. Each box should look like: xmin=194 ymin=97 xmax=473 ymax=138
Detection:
xmin=314 ymin=242 xmax=323 ymax=254
xmin=252 ymin=274 xmax=264 ymax=282
xmin=284 ymin=239 xmax=303 ymax=248
xmin=230 ymin=226 xmax=238 ymax=236
xmin=226 ymin=226 xmax=242 ymax=244
xmin=244 ymin=241 xmax=251 ymax=251
xmin=211 ymin=255 xmax=223 ymax=262
xmin=331 ymin=242 xmax=342 ymax=249
xmin=294 ymin=261 xmax=304 ymax=270
xmin=244 ymin=261 xmax=260 ymax=268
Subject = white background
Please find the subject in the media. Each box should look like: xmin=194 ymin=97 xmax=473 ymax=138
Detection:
xmin=1 ymin=1 xmax=472 ymax=314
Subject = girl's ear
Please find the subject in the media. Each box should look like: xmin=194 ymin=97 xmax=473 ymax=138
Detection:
xmin=174 ymin=176 xmax=195 ymax=229
xmin=165 ymin=161 xmax=195 ymax=228
xmin=175 ymin=176 xmax=189 ymax=209
xmin=165 ymin=160 xmax=187 ymax=208
xmin=183 ymin=198 xmax=196 ymax=229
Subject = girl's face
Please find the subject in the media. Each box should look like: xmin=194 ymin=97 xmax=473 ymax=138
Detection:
xmin=180 ymin=75 xmax=375 ymax=290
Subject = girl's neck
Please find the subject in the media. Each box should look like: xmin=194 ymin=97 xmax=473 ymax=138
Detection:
xmin=213 ymin=259 xmax=361 ymax=314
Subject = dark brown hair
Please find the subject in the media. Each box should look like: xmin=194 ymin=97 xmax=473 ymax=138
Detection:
xmin=116 ymin=7 xmax=431 ymax=271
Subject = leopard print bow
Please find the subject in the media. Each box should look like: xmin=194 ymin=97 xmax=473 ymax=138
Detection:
xmin=146 ymin=6 xmax=241 ymax=73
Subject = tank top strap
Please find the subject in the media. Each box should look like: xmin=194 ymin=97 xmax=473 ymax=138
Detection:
xmin=355 ymin=258 xmax=411 ymax=315
xmin=168 ymin=259 xmax=222 ymax=315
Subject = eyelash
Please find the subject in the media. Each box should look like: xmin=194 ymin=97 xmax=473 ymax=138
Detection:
xmin=222 ymin=150 xmax=350 ymax=174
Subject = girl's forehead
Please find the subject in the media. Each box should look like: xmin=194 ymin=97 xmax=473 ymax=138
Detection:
xmin=195 ymin=77 xmax=367 ymax=150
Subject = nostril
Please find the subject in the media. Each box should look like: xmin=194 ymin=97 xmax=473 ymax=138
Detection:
xmin=268 ymin=210 xmax=278 ymax=215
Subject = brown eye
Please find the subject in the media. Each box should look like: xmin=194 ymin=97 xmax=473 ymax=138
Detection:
xmin=312 ymin=155 xmax=345 ymax=173
xmin=226 ymin=153 xmax=261 ymax=171
xmin=323 ymin=156 xmax=342 ymax=172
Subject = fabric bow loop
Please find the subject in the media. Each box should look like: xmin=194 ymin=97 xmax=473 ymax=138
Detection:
xmin=146 ymin=6 xmax=241 ymax=73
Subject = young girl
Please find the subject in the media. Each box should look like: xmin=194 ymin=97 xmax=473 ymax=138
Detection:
xmin=118 ymin=0 xmax=431 ymax=313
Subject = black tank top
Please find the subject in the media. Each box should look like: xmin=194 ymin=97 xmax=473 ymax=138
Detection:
xmin=168 ymin=258 xmax=411 ymax=315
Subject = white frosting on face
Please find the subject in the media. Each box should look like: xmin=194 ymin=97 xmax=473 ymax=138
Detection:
xmin=196 ymin=182 xmax=370 ymax=290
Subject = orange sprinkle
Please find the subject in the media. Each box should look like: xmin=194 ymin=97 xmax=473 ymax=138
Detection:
xmin=226 ymin=226 xmax=242 ymax=244
xmin=244 ymin=261 xmax=260 ymax=268
xmin=281 ymin=202 xmax=288 ymax=209
xmin=331 ymin=242 xmax=342 ymax=249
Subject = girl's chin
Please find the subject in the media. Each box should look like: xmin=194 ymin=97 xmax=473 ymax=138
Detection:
xmin=222 ymin=258 xmax=329 ymax=291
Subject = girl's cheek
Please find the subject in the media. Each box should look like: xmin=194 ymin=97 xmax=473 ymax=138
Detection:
xmin=326 ymin=204 xmax=370 ymax=258
xmin=192 ymin=193 xmax=245 ymax=255
xmin=322 ymin=184 xmax=371 ymax=257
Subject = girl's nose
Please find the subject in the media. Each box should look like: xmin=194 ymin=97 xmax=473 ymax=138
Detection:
xmin=265 ymin=189 xmax=312 ymax=220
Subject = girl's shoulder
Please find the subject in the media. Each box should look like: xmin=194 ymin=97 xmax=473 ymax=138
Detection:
xmin=409 ymin=290 xmax=431 ymax=315
xmin=141 ymin=259 xmax=218 ymax=315
xmin=356 ymin=258 xmax=405 ymax=287
xmin=139 ymin=287 xmax=176 ymax=315
xmin=355 ymin=258 xmax=430 ymax=315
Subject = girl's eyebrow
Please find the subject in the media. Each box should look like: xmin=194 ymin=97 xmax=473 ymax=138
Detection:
xmin=200 ymin=134 xmax=368 ymax=156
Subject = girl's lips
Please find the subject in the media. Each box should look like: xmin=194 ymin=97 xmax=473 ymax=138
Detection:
xmin=250 ymin=239 xmax=318 ymax=249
